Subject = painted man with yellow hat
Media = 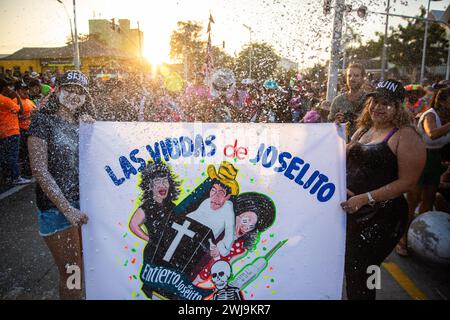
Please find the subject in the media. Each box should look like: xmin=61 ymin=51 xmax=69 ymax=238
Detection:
xmin=187 ymin=161 xmax=240 ymax=258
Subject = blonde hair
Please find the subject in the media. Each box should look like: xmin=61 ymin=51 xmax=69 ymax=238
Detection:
xmin=356 ymin=96 xmax=413 ymax=130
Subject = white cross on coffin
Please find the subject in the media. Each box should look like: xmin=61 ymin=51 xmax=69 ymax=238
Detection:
xmin=163 ymin=220 xmax=196 ymax=262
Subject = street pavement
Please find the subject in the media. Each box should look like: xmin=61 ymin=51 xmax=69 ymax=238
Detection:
xmin=0 ymin=183 xmax=58 ymax=299
xmin=1 ymin=183 xmax=449 ymax=300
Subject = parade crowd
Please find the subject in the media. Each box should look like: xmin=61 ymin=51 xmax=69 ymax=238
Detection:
xmin=1 ymin=64 xmax=449 ymax=300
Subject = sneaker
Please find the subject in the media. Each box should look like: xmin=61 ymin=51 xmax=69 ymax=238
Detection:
xmin=13 ymin=177 xmax=32 ymax=185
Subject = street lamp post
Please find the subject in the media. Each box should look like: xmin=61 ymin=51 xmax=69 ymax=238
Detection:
xmin=380 ymin=0 xmax=390 ymax=81
xmin=326 ymin=0 xmax=345 ymax=102
xmin=72 ymin=0 xmax=81 ymax=70
xmin=342 ymin=15 xmax=347 ymax=71
xmin=243 ymin=24 xmax=253 ymax=79
xmin=57 ymin=0 xmax=80 ymax=70
xmin=420 ymin=0 xmax=442 ymax=84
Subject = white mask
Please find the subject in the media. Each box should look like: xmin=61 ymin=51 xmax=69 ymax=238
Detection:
xmin=58 ymin=88 xmax=86 ymax=110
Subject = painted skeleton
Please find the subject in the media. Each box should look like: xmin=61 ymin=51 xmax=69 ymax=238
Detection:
xmin=210 ymin=260 xmax=242 ymax=300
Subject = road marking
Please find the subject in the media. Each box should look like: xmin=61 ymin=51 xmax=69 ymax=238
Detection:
xmin=382 ymin=261 xmax=428 ymax=300
xmin=434 ymin=288 xmax=448 ymax=300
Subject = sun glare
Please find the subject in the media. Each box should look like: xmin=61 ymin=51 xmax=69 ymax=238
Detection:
xmin=143 ymin=47 xmax=169 ymax=67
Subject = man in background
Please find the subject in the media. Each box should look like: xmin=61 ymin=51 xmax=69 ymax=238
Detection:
xmin=328 ymin=63 xmax=367 ymax=137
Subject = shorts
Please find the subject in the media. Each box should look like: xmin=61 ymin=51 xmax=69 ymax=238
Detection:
xmin=419 ymin=149 xmax=442 ymax=186
xmin=37 ymin=202 xmax=78 ymax=237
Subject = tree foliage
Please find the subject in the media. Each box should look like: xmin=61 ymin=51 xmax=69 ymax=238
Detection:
xmin=169 ymin=21 xmax=234 ymax=79
xmin=389 ymin=7 xmax=448 ymax=69
xmin=211 ymin=46 xmax=234 ymax=70
xmin=234 ymin=42 xmax=280 ymax=83
xmin=302 ymin=62 xmax=328 ymax=84
xmin=169 ymin=21 xmax=205 ymax=78
xmin=345 ymin=6 xmax=448 ymax=73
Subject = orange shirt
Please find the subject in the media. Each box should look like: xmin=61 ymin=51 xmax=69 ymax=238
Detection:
xmin=13 ymin=98 xmax=36 ymax=130
xmin=0 ymin=94 xmax=20 ymax=138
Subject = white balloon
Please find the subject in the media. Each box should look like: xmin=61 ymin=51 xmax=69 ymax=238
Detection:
xmin=407 ymin=211 xmax=450 ymax=266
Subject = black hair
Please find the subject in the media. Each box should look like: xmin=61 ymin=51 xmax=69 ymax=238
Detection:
xmin=0 ymin=75 xmax=14 ymax=91
xmin=431 ymin=87 xmax=450 ymax=111
xmin=211 ymin=179 xmax=232 ymax=196
xmin=232 ymin=192 xmax=276 ymax=250
xmin=431 ymin=87 xmax=450 ymax=121
xmin=139 ymin=161 xmax=181 ymax=212
xmin=26 ymin=78 xmax=41 ymax=88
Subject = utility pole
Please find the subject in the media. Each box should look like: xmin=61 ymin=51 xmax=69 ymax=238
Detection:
xmin=137 ymin=21 xmax=143 ymax=68
xmin=380 ymin=0 xmax=390 ymax=81
xmin=72 ymin=0 xmax=80 ymax=70
xmin=57 ymin=0 xmax=78 ymax=70
xmin=243 ymin=24 xmax=253 ymax=79
xmin=419 ymin=1 xmax=444 ymax=83
xmin=249 ymin=30 xmax=252 ymax=79
xmin=342 ymin=15 xmax=347 ymax=71
xmin=420 ymin=0 xmax=433 ymax=84
xmin=360 ymin=0 xmax=445 ymax=83
xmin=326 ymin=0 xmax=345 ymax=102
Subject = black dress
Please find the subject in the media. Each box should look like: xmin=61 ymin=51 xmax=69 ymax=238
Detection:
xmin=140 ymin=200 xmax=177 ymax=299
xmin=139 ymin=199 xmax=215 ymax=300
xmin=345 ymin=128 xmax=408 ymax=300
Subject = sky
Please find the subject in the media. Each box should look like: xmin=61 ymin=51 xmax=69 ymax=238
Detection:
xmin=0 ymin=0 xmax=448 ymax=69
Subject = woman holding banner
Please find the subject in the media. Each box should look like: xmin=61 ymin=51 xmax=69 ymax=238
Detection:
xmin=27 ymin=70 xmax=94 ymax=300
xmin=340 ymin=79 xmax=426 ymax=300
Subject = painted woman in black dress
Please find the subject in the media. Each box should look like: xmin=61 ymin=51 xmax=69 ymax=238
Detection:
xmin=129 ymin=161 xmax=181 ymax=299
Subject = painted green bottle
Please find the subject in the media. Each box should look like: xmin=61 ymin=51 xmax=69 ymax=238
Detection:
xmin=229 ymin=239 xmax=287 ymax=290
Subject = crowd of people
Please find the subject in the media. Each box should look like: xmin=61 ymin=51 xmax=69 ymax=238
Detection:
xmin=0 ymin=67 xmax=331 ymax=189
xmin=1 ymin=64 xmax=450 ymax=300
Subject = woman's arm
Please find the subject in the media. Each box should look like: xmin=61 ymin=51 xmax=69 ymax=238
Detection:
xmin=129 ymin=207 xmax=149 ymax=242
xmin=341 ymin=127 xmax=426 ymax=213
xmin=371 ymin=127 xmax=426 ymax=200
xmin=423 ymin=113 xmax=450 ymax=140
xmin=28 ymin=136 xmax=88 ymax=226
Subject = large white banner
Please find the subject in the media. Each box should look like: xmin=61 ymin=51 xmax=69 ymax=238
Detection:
xmin=80 ymin=122 xmax=347 ymax=300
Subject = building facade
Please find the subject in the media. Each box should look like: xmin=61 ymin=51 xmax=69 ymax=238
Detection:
xmin=0 ymin=18 xmax=145 ymax=76
xmin=88 ymin=19 xmax=143 ymax=58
